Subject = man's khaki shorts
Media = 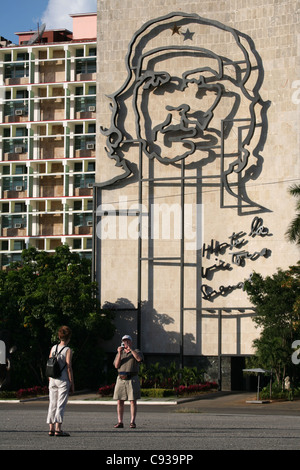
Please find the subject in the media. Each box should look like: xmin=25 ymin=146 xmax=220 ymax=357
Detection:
xmin=113 ymin=375 xmax=141 ymax=401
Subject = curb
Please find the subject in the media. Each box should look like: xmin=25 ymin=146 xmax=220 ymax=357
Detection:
xmin=67 ymin=391 xmax=226 ymax=405
xmin=68 ymin=399 xmax=178 ymax=405
xmin=0 ymin=391 xmax=226 ymax=405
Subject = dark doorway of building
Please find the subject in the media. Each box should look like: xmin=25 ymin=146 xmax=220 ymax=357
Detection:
xmin=231 ymin=356 xmax=246 ymax=391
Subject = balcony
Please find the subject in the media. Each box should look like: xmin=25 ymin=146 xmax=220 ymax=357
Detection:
xmin=4 ymin=103 xmax=29 ymax=123
xmin=1 ymin=215 xmax=27 ymax=237
xmin=2 ymin=177 xmax=27 ymax=198
xmin=39 ymin=136 xmax=65 ymax=160
xmin=74 ymin=225 xmax=92 ymax=235
xmin=38 ymin=59 xmax=65 ymax=83
xmin=2 ymin=226 xmax=27 ymax=237
xmin=4 ymin=62 xmax=29 ymax=86
xmin=75 ymin=96 xmax=96 ymax=120
xmin=75 ymin=58 xmax=96 ymax=82
xmin=39 ymin=98 xmax=65 ymax=121
xmin=3 ymin=139 xmax=28 ymax=161
xmin=3 ymin=189 xmax=27 ymax=198
xmin=73 ymin=173 xmax=94 ymax=197
xmin=39 ymin=176 xmax=64 ymax=197
xmin=74 ymin=136 xmax=96 ymax=158
xmin=39 ymin=214 xmax=63 ymax=236
xmin=73 ymin=212 xmax=93 ymax=235
xmin=74 ymin=186 xmax=93 ymax=197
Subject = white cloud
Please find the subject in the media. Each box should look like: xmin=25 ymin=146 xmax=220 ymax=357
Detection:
xmin=41 ymin=0 xmax=97 ymax=30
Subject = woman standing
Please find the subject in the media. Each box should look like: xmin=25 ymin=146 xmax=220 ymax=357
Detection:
xmin=46 ymin=326 xmax=74 ymax=436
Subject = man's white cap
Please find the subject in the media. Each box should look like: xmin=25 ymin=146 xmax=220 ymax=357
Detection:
xmin=122 ymin=335 xmax=132 ymax=341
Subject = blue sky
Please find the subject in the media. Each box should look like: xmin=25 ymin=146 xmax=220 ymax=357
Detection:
xmin=0 ymin=0 xmax=97 ymax=44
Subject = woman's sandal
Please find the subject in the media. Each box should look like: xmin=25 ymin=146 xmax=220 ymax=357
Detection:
xmin=55 ymin=431 xmax=70 ymax=437
xmin=114 ymin=422 xmax=124 ymax=428
xmin=130 ymin=422 xmax=136 ymax=428
xmin=48 ymin=431 xmax=55 ymax=436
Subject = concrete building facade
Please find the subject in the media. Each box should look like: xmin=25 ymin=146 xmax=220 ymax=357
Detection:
xmin=95 ymin=0 xmax=299 ymax=388
xmin=0 ymin=13 xmax=97 ymax=267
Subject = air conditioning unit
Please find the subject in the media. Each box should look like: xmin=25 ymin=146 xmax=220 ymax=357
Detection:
xmin=87 ymin=183 xmax=94 ymax=188
xmin=88 ymin=106 xmax=96 ymax=112
xmin=14 ymin=223 xmax=22 ymax=229
xmin=86 ymin=143 xmax=95 ymax=150
xmin=87 ymin=220 xmax=93 ymax=226
xmin=15 ymin=186 xmax=23 ymax=191
xmin=15 ymin=146 xmax=23 ymax=153
xmin=15 ymin=109 xmax=23 ymax=116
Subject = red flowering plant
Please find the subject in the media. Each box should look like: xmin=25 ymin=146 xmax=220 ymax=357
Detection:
xmin=175 ymin=382 xmax=218 ymax=396
xmin=97 ymin=383 xmax=115 ymax=397
xmin=16 ymin=386 xmax=48 ymax=399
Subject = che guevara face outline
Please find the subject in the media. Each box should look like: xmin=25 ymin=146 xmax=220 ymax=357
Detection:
xmin=133 ymin=49 xmax=242 ymax=164
xmin=100 ymin=12 xmax=268 ymax=208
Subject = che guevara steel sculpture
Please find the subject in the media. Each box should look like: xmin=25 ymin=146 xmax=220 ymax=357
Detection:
xmin=99 ymin=12 xmax=269 ymax=211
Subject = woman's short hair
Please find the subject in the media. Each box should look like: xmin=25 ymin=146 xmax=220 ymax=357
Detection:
xmin=58 ymin=326 xmax=72 ymax=342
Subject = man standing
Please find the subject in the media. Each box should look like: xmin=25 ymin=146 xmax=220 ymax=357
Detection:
xmin=113 ymin=335 xmax=143 ymax=428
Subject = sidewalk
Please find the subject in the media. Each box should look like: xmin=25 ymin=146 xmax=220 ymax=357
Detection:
xmin=67 ymin=390 xmax=221 ymax=405
xmin=7 ymin=389 xmax=228 ymax=405
xmin=4 ymin=390 xmax=300 ymax=415
xmin=67 ymin=390 xmax=300 ymax=415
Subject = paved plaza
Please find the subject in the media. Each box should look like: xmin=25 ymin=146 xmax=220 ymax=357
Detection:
xmin=1 ymin=393 xmax=300 ymax=453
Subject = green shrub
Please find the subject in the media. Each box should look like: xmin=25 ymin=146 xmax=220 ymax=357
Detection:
xmin=0 ymin=390 xmax=17 ymax=399
xmin=141 ymin=388 xmax=175 ymax=398
xmin=260 ymin=383 xmax=300 ymax=400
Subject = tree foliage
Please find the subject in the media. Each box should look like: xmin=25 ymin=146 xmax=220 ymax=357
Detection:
xmin=244 ymin=263 xmax=300 ymax=384
xmin=0 ymin=245 xmax=115 ymax=390
xmin=286 ymin=184 xmax=300 ymax=245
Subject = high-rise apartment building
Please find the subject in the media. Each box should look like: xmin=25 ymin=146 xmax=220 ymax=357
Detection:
xmin=0 ymin=13 xmax=97 ymax=267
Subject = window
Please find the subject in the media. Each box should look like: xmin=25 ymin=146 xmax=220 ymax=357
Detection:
xmin=75 ymin=124 xmax=83 ymax=134
xmin=1 ymin=241 xmax=9 ymax=251
xmin=73 ymin=239 xmax=81 ymax=249
xmin=76 ymin=58 xmax=96 ymax=75
xmin=2 ymin=215 xmax=26 ymax=229
xmin=4 ymin=101 xmax=28 ymax=117
xmin=73 ymin=200 xmax=82 ymax=211
xmin=74 ymin=213 xmax=92 ymax=226
xmin=16 ymin=128 xmax=26 ymax=137
xmin=87 ymin=162 xmax=95 ymax=172
xmin=14 ymin=240 xmax=25 ymax=251
xmin=75 ymin=86 xmax=83 ymax=95
xmin=74 ymin=162 xmax=82 ymax=172
xmin=74 ymin=174 xmax=95 ymax=188
xmin=16 ymin=52 xmax=29 ymax=61
xmin=4 ymin=63 xmax=29 ymax=80
xmin=88 ymin=47 xmax=96 ymax=57
xmin=14 ymin=202 xmax=26 ymax=213
xmin=15 ymin=165 xmax=26 ymax=174
xmin=75 ymin=48 xmax=84 ymax=57
xmin=88 ymin=85 xmax=96 ymax=95
xmin=3 ymin=177 xmax=27 ymax=191
xmin=75 ymin=95 xmax=96 ymax=113
xmin=3 ymin=139 xmax=28 ymax=154
xmin=16 ymin=90 xmax=28 ymax=99
xmin=87 ymin=124 xmax=95 ymax=134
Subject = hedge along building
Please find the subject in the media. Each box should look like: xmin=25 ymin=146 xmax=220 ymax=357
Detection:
xmin=95 ymin=1 xmax=299 ymax=389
